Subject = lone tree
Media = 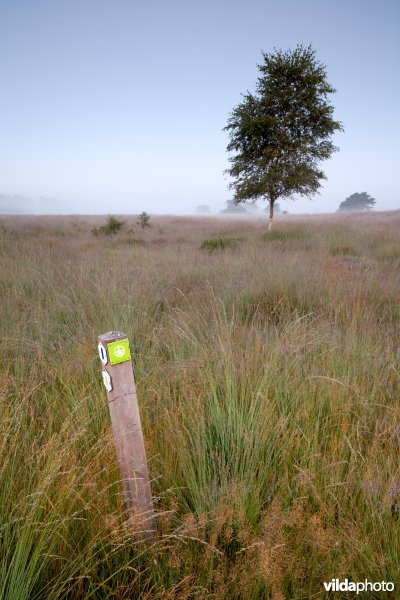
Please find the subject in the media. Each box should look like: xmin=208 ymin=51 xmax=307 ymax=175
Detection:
xmin=224 ymin=45 xmax=343 ymax=230
xmin=337 ymin=192 xmax=376 ymax=212
xmin=137 ymin=211 xmax=151 ymax=229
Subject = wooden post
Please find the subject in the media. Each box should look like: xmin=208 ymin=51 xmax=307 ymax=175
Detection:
xmin=97 ymin=331 xmax=156 ymax=539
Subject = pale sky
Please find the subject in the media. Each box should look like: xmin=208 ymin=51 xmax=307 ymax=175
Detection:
xmin=0 ymin=0 xmax=399 ymax=214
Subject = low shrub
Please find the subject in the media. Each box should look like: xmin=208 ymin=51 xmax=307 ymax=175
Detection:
xmin=200 ymin=237 xmax=241 ymax=252
xmin=92 ymin=215 xmax=126 ymax=236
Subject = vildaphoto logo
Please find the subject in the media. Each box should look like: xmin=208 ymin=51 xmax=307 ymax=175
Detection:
xmin=323 ymin=579 xmax=394 ymax=594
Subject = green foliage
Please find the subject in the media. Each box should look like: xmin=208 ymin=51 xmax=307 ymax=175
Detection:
xmin=200 ymin=236 xmax=240 ymax=251
xmin=338 ymin=192 xmax=376 ymax=212
xmin=137 ymin=211 xmax=151 ymax=229
xmin=92 ymin=215 xmax=126 ymax=236
xmin=224 ymin=45 xmax=343 ymax=222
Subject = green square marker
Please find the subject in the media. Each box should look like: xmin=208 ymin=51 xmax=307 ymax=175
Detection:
xmin=108 ymin=339 xmax=132 ymax=365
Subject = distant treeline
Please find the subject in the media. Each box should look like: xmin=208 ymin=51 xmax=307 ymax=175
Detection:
xmin=0 ymin=194 xmax=60 ymax=214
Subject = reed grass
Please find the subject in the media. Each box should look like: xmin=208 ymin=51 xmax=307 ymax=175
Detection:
xmin=0 ymin=212 xmax=399 ymax=598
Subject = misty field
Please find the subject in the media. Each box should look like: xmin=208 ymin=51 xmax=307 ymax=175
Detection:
xmin=0 ymin=212 xmax=399 ymax=599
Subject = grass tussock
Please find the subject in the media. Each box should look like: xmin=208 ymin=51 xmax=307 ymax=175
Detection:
xmin=261 ymin=226 xmax=309 ymax=242
xmin=329 ymin=242 xmax=359 ymax=256
xmin=0 ymin=211 xmax=399 ymax=598
xmin=200 ymin=236 xmax=241 ymax=252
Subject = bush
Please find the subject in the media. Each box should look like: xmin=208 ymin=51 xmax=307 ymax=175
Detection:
xmin=92 ymin=215 xmax=126 ymax=236
xmin=200 ymin=237 xmax=240 ymax=252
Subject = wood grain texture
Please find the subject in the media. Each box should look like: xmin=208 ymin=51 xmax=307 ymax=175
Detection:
xmin=98 ymin=331 xmax=156 ymax=539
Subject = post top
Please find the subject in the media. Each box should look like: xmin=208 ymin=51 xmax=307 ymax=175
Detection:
xmin=98 ymin=331 xmax=128 ymax=343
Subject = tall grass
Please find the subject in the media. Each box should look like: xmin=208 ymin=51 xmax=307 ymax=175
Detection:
xmin=0 ymin=212 xmax=399 ymax=598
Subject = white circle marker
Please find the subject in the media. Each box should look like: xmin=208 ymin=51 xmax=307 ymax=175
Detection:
xmin=113 ymin=345 xmax=126 ymax=358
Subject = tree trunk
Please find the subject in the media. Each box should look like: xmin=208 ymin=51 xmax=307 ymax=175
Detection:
xmin=268 ymin=200 xmax=274 ymax=231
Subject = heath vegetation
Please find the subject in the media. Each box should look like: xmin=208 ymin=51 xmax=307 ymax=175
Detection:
xmin=0 ymin=211 xmax=399 ymax=599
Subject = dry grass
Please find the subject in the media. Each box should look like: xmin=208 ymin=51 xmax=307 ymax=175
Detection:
xmin=0 ymin=211 xmax=399 ymax=598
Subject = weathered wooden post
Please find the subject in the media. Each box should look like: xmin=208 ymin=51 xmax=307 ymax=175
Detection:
xmin=97 ymin=331 xmax=156 ymax=539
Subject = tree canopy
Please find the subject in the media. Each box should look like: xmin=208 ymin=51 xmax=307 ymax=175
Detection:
xmin=224 ymin=44 xmax=343 ymax=229
xmin=337 ymin=192 xmax=376 ymax=212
